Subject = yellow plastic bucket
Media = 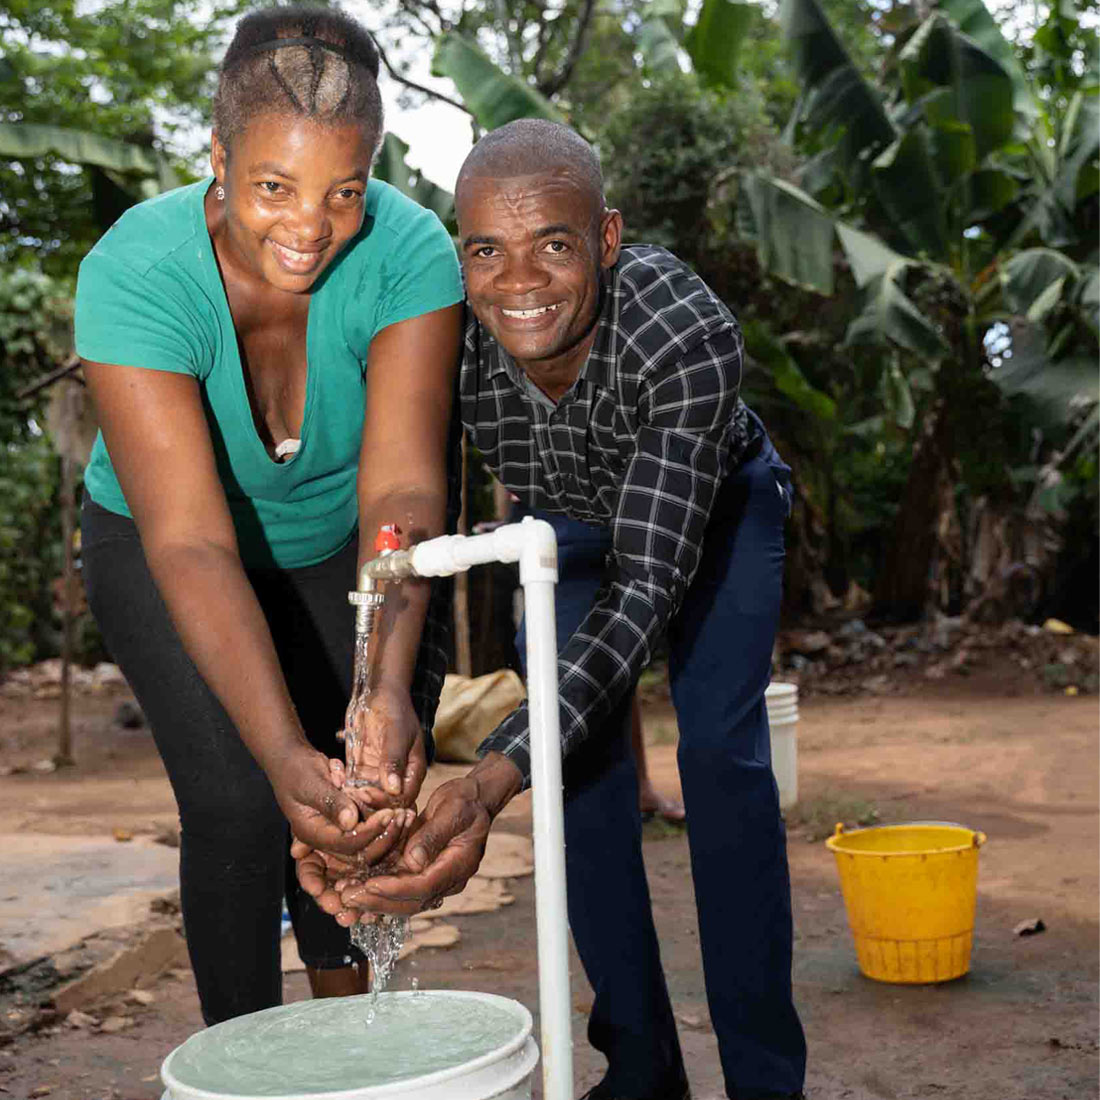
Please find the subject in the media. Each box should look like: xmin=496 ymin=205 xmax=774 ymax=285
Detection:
xmin=826 ymin=822 xmax=986 ymax=984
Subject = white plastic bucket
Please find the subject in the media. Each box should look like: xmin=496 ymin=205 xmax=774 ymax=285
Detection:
xmin=160 ymin=991 xmax=539 ymax=1100
xmin=765 ymin=682 xmax=799 ymax=810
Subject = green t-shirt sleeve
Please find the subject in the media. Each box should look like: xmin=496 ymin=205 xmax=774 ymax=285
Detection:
xmin=75 ymin=251 xmax=205 ymax=375
xmin=372 ymin=207 xmax=463 ymax=334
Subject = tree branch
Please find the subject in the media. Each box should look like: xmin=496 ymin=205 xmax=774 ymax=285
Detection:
xmin=399 ymin=0 xmax=452 ymax=33
xmin=374 ymin=35 xmax=473 ymax=116
xmin=531 ymin=0 xmax=552 ymax=87
xmin=537 ymin=0 xmax=597 ymax=98
xmin=495 ymin=0 xmax=524 ymax=71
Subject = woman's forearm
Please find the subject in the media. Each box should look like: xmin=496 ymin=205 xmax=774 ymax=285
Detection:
xmin=356 ymin=486 xmax=447 ymax=694
xmin=144 ymin=537 xmax=310 ymax=773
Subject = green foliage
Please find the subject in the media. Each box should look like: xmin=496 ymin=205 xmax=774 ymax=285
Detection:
xmin=432 ymin=32 xmax=565 ymax=128
xmin=0 ymin=263 xmax=77 ymax=669
xmin=786 ymin=792 xmax=880 ymax=841
xmin=0 ymin=432 xmax=61 ymax=671
xmin=0 ymin=265 xmax=72 ymax=445
xmin=0 ymin=0 xmax=247 ymax=278
xmin=684 ymin=0 xmax=755 ymax=90
xmin=374 ymin=133 xmax=456 ymax=224
xmin=601 ymin=74 xmax=778 ymax=256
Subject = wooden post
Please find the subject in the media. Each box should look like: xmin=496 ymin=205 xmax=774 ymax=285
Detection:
xmin=57 ymin=452 xmax=76 ymax=767
xmin=452 ymin=435 xmax=473 ymax=677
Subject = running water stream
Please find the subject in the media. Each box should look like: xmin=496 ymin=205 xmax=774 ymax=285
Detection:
xmin=343 ymin=626 xmax=411 ymax=1020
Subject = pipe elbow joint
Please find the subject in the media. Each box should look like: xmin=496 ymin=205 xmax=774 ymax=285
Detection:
xmin=514 ymin=516 xmax=558 ymax=586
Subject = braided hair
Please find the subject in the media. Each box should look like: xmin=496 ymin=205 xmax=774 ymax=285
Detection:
xmin=213 ymin=6 xmax=384 ymax=153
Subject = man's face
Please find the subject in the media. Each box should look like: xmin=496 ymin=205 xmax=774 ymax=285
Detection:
xmin=456 ymin=171 xmax=621 ymax=377
xmin=211 ymin=114 xmax=373 ymax=294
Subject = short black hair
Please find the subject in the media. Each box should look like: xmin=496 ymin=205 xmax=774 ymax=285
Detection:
xmin=213 ymin=6 xmax=383 ymax=152
xmin=456 ymin=119 xmax=605 ymax=209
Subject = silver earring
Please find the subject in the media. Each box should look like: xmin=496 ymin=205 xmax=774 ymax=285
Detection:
xmin=215 ymin=185 xmax=225 ymax=201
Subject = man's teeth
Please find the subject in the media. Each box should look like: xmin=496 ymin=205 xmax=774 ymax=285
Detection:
xmin=501 ymin=303 xmax=561 ymax=319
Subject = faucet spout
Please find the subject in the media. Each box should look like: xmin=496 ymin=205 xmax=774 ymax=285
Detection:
xmin=348 ymin=525 xmax=409 ymax=636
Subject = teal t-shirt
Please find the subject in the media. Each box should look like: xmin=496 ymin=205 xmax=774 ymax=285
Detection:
xmin=75 ymin=178 xmax=463 ymax=569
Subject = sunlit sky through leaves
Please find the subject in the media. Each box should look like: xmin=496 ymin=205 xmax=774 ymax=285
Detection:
xmin=68 ymin=0 xmax=1086 ymax=191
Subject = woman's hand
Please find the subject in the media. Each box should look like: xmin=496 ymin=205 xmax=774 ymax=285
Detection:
xmin=268 ymin=743 xmax=410 ymax=859
xmin=344 ymin=682 xmax=427 ymax=810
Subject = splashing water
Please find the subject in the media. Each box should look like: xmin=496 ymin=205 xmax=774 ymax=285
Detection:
xmin=342 ymin=624 xmax=413 ymax=1021
xmin=352 ymin=915 xmax=410 ymax=1024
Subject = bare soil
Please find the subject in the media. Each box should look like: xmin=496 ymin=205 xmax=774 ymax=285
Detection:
xmin=0 ymin=662 xmax=1096 ymax=1100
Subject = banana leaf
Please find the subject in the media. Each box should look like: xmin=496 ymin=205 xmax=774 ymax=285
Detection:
xmin=1001 ymin=248 xmax=1079 ymax=316
xmin=871 ymin=127 xmax=950 ymax=260
xmin=431 ymin=33 xmax=565 ymax=130
xmin=898 ymin=13 xmax=1015 ymax=157
xmin=374 ymin=132 xmax=454 ymax=223
xmin=684 ymin=0 xmax=756 ymax=90
xmin=991 ymin=321 xmax=1098 ymax=434
xmin=741 ymin=173 xmax=835 ymax=295
xmin=845 ymin=260 xmax=949 ymax=359
xmin=779 ymin=0 xmax=895 ymax=183
xmin=937 ymin=0 xmax=1038 ymax=121
xmin=742 ymin=319 xmax=837 ymax=421
xmin=637 ymin=18 xmax=682 ymax=73
xmin=0 ymin=122 xmax=179 ymax=192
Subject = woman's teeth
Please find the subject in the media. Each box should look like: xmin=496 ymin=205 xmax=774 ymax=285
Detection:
xmin=271 ymin=240 xmax=318 ymax=266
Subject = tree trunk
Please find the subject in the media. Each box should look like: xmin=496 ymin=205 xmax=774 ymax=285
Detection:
xmin=873 ymin=399 xmax=955 ymax=621
xmin=452 ymin=435 xmax=472 ymax=677
xmin=57 ymin=454 xmax=75 ymax=767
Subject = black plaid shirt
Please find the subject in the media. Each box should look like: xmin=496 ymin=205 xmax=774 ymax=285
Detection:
xmin=461 ymin=245 xmax=762 ymax=785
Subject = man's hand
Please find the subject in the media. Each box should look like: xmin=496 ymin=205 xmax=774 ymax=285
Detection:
xmin=337 ymin=753 xmax=524 ymax=917
xmin=267 ymin=743 xmax=410 ymax=859
xmin=344 ymin=682 xmax=428 ymax=811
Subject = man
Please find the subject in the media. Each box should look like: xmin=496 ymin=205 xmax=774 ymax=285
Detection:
xmin=301 ymin=119 xmax=806 ymax=1100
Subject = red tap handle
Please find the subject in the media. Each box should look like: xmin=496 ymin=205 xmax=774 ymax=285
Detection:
xmin=374 ymin=524 xmax=402 ymax=553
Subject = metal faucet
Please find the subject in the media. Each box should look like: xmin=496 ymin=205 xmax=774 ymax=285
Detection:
xmin=348 ymin=524 xmax=410 ymax=638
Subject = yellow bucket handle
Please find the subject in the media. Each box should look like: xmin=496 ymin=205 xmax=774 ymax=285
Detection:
xmin=831 ymin=821 xmax=986 ymax=847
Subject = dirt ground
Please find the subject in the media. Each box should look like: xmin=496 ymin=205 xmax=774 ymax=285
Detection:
xmin=0 ymin=662 xmax=1096 ymax=1100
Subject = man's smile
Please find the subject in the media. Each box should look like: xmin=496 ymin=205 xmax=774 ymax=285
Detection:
xmin=499 ymin=302 xmax=564 ymax=320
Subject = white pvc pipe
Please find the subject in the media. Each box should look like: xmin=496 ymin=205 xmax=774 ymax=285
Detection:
xmin=403 ymin=518 xmax=572 ymax=1100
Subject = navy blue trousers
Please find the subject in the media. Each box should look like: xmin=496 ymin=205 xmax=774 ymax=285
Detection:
xmin=518 ymin=441 xmax=806 ymax=1099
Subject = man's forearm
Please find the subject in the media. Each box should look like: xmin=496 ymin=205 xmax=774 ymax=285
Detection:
xmin=470 ymin=752 xmax=525 ymax=818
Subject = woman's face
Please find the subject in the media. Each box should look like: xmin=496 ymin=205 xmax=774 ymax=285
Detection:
xmin=211 ymin=113 xmax=374 ymax=294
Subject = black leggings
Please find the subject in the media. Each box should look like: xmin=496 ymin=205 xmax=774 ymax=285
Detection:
xmin=81 ymin=497 xmax=368 ymax=1025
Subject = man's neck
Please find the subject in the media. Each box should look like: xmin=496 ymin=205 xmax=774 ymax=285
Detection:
xmin=515 ymin=326 xmax=600 ymax=403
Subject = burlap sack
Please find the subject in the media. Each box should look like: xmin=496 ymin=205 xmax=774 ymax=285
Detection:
xmin=432 ymin=670 xmax=526 ymax=763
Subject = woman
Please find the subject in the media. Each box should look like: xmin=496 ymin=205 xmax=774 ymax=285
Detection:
xmin=75 ymin=6 xmax=462 ymax=1025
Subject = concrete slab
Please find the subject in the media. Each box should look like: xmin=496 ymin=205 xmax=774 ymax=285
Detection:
xmin=0 ymin=834 xmax=178 ymax=964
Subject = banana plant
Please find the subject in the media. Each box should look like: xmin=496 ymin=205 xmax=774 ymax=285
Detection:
xmin=636 ymin=0 xmax=757 ymax=89
xmin=766 ymin=0 xmax=1097 ymax=422
xmin=0 ymin=121 xmax=181 ymax=203
xmin=431 ymin=32 xmax=565 ymax=129
xmin=374 ymin=132 xmax=456 ymax=224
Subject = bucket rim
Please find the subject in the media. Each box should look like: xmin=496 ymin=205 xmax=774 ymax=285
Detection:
xmin=825 ymin=820 xmax=986 ymax=857
xmin=160 ymin=990 xmax=534 ymax=1100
